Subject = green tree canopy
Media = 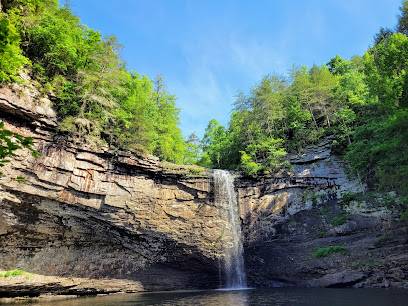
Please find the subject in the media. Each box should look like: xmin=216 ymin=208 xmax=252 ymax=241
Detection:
xmin=0 ymin=0 xmax=189 ymax=163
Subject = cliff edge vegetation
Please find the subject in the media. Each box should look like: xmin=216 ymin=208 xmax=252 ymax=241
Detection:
xmin=199 ymin=1 xmax=408 ymax=203
xmin=0 ymin=0 xmax=191 ymax=163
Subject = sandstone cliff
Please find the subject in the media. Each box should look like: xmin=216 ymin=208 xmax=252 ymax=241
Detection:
xmin=238 ymin=138 xmax=408 ymax=288
xmin=0 ymin=82 xmax=407 ymax=298
xmin=0 ymin=83 xmax=228 ymax=294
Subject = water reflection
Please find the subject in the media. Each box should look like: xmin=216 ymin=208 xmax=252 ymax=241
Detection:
xmin=33 ymin=288 xmax=408 ymax=306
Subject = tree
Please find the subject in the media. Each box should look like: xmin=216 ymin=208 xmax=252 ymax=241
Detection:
xmin=289 ymin=65 xmax=338 ymax=136
xmin=333 ymin=60 xmax=370 ymax=106
xmin=184 ymin=132 xmax=200 ymax=164
xmin=364 ymin=33 xmax=408 ymax=109
xmin=397 ymin=0 xmax=408 ymax=35
xmin=240 ymin=137 xmax=288 ymax=176
xmin=373 ymin=27 xmax=394 ymax=45
xmin=250 ymin=75 xmax=287 ymax=136
xmin=0 ymin=12 xmax=29 ymax=82
xmin=112 ymin=73 xmax=158 ymax=152
xmin=0 ymin=0 xmax=190 ymax=164
xmin=290 ymin=66 xmax=319 ymax=128
xmin=201 ymin=119 xmax=229 ymax=168
xmin=76 ymin=35 xmax=124 ymax=118
xmin=327 ymin=55 xmax=351 ymax=75
xmin=151 ymin=76 xmax=186 ymax=163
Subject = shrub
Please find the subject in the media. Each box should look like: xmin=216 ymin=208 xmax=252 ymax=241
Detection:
xmin=401 ymin=209 xmax=408 ymax=222
xmin=240 ymin=151 xmax=262 ymax=176
xmin=317 ymin=229 xmax=328 ymax=238
xmin=0 ymin=121 xmax=39 ymax=167
xmin=341 ymin=192 xmax=362 ymax=205
xmin=313 ymin=245 xmax=347 ymax=258
xmin=0 ymin=269 xmax=25 ymax=277
xmin=331 ymin=212 xmax=349 ymax=226
xmin=15 ymin=175 xmax=26 ymax=183
xmin=382 ymin=193 xmax=397 ymax=207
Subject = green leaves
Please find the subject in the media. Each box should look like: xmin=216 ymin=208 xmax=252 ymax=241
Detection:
xmin=24 ymin=6 xmax=91 ymax=78
xmin=201 ymin=27 xmax=408 ymax=187
xmin=346 ymin=110 xmax=408 ymax=195
xmin=364 ymin=33 xmax=408 ymax=108
xmin=0 ymin=12 xmax=29 ymax=83
xmin=313 ymin=246 xmax=347 ymax=258
xmin=111 ymin=74 xmax=186 ymax=163
xmin=342 ymin=32 xmax=408 ymax=196
xmin=200 ymin=119 xmax=230 ymax=168
xmin=240 ymin=151 xmax=262 ymax=176
xmin=2 ymin=0 xmax=407 ymax=184
xmin=0 ymin=121 xmax=39 ymax=167
xmin=0 ymin=1 xmax=188 ymax=163
xmin=397 ymin=0 xmax=408 ymax=35
xmin=240 ymin=138 xmax=288 ymax=176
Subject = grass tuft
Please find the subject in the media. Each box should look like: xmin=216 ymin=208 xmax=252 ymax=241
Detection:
xmin=313 ymin=245 xmax=347 ymax=258
xmin=0 ymin=269 xmax=26 ymax=278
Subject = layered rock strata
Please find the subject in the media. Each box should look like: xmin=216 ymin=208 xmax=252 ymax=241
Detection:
xmin=238 ymin=138 xmax=408 ymax=288
xmin=0 ymin=82 xmax=407 ymax=298
xmin=0 ymin=83 xmax=227 ymax=293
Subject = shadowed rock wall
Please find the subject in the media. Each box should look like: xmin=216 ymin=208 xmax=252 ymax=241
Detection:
xmin=237 ymin=138 xmax=408 ymax=288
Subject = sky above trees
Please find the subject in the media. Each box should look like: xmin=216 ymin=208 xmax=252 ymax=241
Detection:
xmin=69 ymin=0 xmax=401 ymax=137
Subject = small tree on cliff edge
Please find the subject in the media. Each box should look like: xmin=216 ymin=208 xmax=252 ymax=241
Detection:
xmin=0 ymin=121 xmax=39 ymax=169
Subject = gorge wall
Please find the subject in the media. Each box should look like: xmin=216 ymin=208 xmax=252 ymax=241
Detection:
xmin=0 ymin=82 xmax=407 ymax=296
xmin=238 ymin=139 xmax=408 ymax=288
xmin=0 ymin=82 xmax=227 ymax=293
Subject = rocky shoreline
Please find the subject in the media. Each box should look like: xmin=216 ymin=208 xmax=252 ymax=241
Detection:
xmin=0 ymin=272 xmax=142 ymax=301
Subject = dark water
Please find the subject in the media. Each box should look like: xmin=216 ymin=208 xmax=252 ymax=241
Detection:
xmin=35 ymin=288 xmax=408 ymax=306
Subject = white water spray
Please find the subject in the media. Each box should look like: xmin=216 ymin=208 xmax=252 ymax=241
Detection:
xmin=213 ymin=169 xmax=247 ymax=289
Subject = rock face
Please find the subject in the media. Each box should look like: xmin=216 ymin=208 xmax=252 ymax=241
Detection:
xmin=237 ymin=138 xmax=408 ymax=288
xmin=0 ymin=273 xmax=144 ymax=298
xmin=0 ymin=82 xmax=407 ymax=296
xmin=0 ymin=83 xmax=229 ymax=292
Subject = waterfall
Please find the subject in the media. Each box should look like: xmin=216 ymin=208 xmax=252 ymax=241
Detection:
xmin=213 ymin=169 xmax=247 ymax=289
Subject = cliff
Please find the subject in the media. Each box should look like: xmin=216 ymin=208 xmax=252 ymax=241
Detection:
xmin=0 ymin=82 xmax=228 ymax=295
xmin=238 ymin=138 xmax=408 ymax=288
xmin=0 ymin=82 xmax=407 ymax=299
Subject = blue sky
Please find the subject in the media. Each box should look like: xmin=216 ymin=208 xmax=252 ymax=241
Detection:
xmin=70 ymin=0 xmax=401 ymax=137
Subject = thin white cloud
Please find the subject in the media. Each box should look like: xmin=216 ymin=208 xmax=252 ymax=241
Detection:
xmin=229 ymin=38 xmax=289 ymax=78
xmin=169 ymin=34 xmax=290 ymax=137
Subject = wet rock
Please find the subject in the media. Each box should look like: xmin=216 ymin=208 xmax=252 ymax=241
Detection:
xmin=307 ymin=271 xmax=366 ymax=287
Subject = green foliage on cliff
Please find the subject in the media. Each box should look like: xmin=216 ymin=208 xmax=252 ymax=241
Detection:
xmin=344 ymin=33 xmax=408 ymax=195
xmin=200 ymin=2 xmax=408 ymax=200
xmin=0 ymin=121 xmax=38 ymax=168
xmin=313 ymin=245 xmax=347 ymax=258
xmin=0 ymin=11 xmax=29 ymax=82
xmin=0 ymin=0 xmax=187 ymax=163
xmin=0 ymin=269 xmax=25 ymax=278
xmin=199 ymin=62 xmax=365 ymax=174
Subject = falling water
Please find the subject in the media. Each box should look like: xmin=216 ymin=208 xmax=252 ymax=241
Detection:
xmin=213 ymin=169 xmax=247 ymax=289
